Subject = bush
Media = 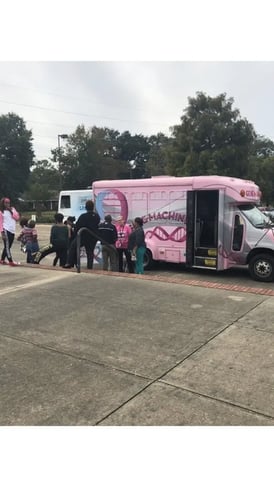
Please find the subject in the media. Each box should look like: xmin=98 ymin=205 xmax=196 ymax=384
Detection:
xmin=19 ymin=211 xmax=56 ymax=224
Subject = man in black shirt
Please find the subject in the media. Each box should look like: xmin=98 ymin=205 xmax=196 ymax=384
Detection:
xmin=64 ymin=200 xmax=100 ymax=269
xmin=98 ymin=215 xmax=118 ymax=271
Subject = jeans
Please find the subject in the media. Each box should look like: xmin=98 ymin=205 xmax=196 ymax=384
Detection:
xmin=26 ymin=241 xmax=39 ymax=263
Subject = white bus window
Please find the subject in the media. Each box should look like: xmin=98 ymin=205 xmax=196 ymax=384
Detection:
xmin=60 ymin=195 xmax=71 ymax=209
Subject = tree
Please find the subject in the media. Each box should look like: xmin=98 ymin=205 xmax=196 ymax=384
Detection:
xmin=147 ymin=133 xmax=171 ymax=176
xmin=53 ymin=125 xmax=127 ymax=189
xmin=116 ymin=131 xmax=150 ymax=178
xmin=167 ymin=92 xmax=255 ymax=178
xmin=52 ymin=126 xmax=152 ymax=188
xmin=247 ymin=136 xmax=274 ymax=205
xmin=28 ymin=159 xmax=59 ymax=190
xmin=0 ymin=112 xmax=35 ymax=200
xmin=23 ymin=159 xmax=59 ymax=203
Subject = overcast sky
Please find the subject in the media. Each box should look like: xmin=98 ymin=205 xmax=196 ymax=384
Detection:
xmin=1 ymin=61 xmax=274 ymax=161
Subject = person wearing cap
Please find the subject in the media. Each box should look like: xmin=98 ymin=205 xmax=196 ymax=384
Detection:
xmin=0 ymin=197 xmax=20 ymax=266
xmin=98 ymin=215 xmax=118 ymax=271
xmin=115 ymin=215 xmax=134 ymax=273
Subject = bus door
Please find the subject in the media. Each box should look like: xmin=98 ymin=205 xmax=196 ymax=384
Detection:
xmin=186 ymin=190 xmax=220 ymax=269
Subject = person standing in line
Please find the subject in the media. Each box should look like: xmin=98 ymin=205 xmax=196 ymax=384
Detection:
xmin=115 ymin=215 xmax=134 ymax=273
xmin=33 ymin=213 xmax=69 ymax=266
xmin=0 ymin=197 xmax=20 ymax=266
xmin=128 ymin=217 xmax=146 ymax=275
xmin=98 ymin=215 xmax=118 ymax=271
xmin=53 ymin=216 xmax=76 ymax=266
xmin=17 ymin=219 xmax=39 ymax=263
xmin=64 ymin=200 xmax=100 ymax=269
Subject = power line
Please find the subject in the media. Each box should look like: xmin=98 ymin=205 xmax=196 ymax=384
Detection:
xmin=0 ymin=98 xmax=170 ymax=127
xmin=0 ymin=80 xmax=178 ymax=118
xmin=26 ymin=118 xmax=77 ymax=130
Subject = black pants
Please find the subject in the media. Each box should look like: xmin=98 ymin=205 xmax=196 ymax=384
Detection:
xmin=1 ymin=230 xmax=15 ymax=262
xmin=34 ymin=243 xmax=68 ymax=266
xmin=117 ymin=248 xmax=134 ymax=273
xmin=67 ymin=238 xmax=97 ymax=269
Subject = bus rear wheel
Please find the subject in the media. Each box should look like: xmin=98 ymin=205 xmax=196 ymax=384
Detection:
xmin=249 ymin=253 xmax=274 ymax=282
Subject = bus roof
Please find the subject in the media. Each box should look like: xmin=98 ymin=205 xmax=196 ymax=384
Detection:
xmin=93 ymin=175 xmax=258 ymax=189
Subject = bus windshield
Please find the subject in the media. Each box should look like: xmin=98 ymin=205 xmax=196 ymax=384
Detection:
xmin=238 ymin=204 xmax=271 ymax=228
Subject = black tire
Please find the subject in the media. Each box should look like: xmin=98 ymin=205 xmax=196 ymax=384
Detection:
xmin=249 ymin=253 xmax=274 ymax=282
xmin=143 ymin=248 xmax=154 ymax=270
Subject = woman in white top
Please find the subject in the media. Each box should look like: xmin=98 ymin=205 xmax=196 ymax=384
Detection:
xmin=0 ymin=197 xmax=20 ymax=266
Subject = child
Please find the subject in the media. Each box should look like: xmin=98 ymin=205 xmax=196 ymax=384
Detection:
xmin=17 ymin=219 xmax=39 ymax=263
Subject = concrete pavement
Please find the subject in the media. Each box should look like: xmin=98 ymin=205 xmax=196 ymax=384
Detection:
xmin=1 ymin=262 xmax=274 ymax=425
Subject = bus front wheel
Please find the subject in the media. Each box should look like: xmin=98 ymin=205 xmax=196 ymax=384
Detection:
xmin=249 ymin=253 xmax=274 ymax=282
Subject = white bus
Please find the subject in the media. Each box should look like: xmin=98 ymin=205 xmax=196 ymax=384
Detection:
xmin=58 ymin=189 xmax=93 ymax=221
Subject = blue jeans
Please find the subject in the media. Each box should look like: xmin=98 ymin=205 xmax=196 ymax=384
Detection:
xmin=26 ymin=241 xmax=39 ymax=263
xmin=135 ymin=246 xmax=146 ymax=274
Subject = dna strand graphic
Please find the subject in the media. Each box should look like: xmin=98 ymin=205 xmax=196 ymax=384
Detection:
xmin=145 ymin=226 xmax=186 ymax=243
xmin=80 ymin=244 xmax=102 ymax=264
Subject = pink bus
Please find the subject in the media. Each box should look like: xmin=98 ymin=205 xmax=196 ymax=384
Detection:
xmin=93 ymin=175 xmax=274 ymax=282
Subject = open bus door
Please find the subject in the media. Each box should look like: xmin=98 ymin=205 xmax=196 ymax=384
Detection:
xmin=186 ymin=189 xmax=221 ymax=269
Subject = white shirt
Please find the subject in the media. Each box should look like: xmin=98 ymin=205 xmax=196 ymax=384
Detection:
xmin=3 ymin=210 xmax=16 ymax=234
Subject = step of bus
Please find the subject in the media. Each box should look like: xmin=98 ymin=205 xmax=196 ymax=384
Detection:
xmin=195 ymin=247 xmax=218 ymax=257
xmin=194 ymin=256 xmax=217 ymax=268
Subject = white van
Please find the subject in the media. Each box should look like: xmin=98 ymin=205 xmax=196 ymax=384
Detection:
xmin=58 ymin=189 xmax=93 ymax=221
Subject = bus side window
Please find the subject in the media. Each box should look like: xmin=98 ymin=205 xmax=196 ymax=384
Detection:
xmin=61 ymin=195 xmax=71 ymax=209
xmin=232 ymin=214 xmax=244 ymax=251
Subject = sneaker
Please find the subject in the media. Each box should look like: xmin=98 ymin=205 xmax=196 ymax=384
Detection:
xmin=0 ymin=259 xmax=7 ymax=265
xmin=8 ymin=261 xmax=20 ymax=267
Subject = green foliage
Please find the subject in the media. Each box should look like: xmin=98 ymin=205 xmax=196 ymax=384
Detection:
xmin=54 ymin=126 xmax=154 ymax=188
xmin=167 ymin=92 xmax=255 ymax=178
xmin=146 ymin=133 xmax=171 ymax=176
xmin=20 ymin=211 xmax=56 ymax=224
xmin=0 ymin=112 xmax=34 ymax=200
xmin=23 ymin=159 xmax=59 ymax=202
